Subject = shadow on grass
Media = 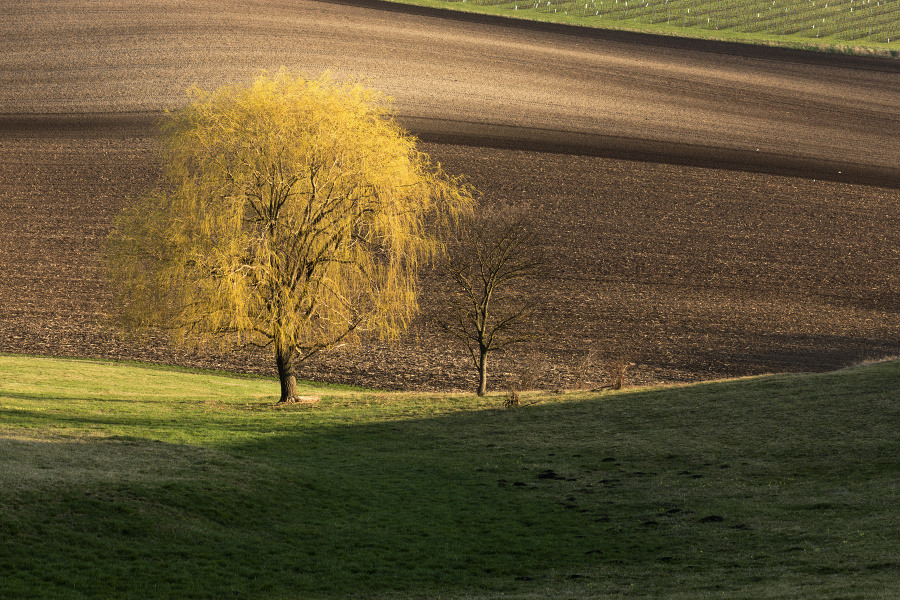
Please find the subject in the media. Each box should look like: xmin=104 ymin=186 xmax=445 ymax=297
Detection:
xmin=0 ymin=402 xmax=672 ymax=599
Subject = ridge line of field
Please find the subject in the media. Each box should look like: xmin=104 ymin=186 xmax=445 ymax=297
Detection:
xmin=3 ymin=112 xmax=899 ymax=189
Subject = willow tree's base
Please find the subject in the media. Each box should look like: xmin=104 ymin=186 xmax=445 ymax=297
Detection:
xmin=275 ymin=396 xmax=321 ymax=404
xmin=275 ymin=395 xmax=321 ymax=406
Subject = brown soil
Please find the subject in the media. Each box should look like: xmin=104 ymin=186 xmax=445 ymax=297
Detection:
xmin=1 ymin=0 xmax=898 ymax=394
xmin=2 ymin=127 xmax=897 ymax=393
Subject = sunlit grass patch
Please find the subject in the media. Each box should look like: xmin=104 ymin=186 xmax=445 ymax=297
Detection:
xmin=394 ymin=0 xmax=900 ymax=55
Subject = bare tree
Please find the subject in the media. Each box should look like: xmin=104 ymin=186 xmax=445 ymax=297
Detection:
xmin=437 ymin=209 xmax=544 ymax=396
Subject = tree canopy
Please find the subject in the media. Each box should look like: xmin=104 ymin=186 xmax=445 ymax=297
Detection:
xmin=106 ymin=71 xmax=474 ymax=402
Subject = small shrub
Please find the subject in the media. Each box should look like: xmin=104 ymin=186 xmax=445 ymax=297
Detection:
xmin=504 ymin=386 xmax=521 ymax=408
xmin=608 ymin=356 xmax=634 ymax=390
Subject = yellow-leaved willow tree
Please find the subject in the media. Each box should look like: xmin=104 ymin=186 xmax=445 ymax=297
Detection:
xmin=106 ymin=71 xmax=474 ymax=403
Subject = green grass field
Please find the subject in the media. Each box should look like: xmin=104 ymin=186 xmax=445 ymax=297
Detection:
xmin=393 ymin=0 xmax=900 ymax=54
xmin=2 ymin=354 xmax=899 ymax=598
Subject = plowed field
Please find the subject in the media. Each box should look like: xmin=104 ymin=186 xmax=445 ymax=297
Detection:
xmin=1 ymin=0 xmax=898 ymax=392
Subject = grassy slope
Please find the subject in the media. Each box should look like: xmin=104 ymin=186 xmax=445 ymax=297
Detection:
xmin=386 ymin=0 xmax=900 ymax=56
xmin=1 ymin=354 xmax=899 ymax=599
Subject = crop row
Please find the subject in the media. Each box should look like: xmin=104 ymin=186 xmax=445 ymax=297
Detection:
xmin=448 ymin=0 xmax=900 ymax=42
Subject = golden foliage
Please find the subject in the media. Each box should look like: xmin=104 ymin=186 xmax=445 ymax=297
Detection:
xmin=106 ymin=70 xmax=474 ymax=364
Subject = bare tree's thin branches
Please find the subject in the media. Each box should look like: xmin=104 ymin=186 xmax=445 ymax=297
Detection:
xmin=437 ymin=209 xmax=544 ymax=396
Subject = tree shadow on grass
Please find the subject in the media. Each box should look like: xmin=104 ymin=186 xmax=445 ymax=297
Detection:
xmin=0 ymin=400 xmax=672 ymax=599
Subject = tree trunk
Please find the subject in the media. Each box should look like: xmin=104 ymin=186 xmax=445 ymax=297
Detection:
xmin=275 ymin=344 xmax=299 ymax=404
xmin=477 ymin=350 xmax=488 ymax=396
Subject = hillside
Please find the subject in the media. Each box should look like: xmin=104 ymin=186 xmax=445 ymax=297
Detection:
xmin=2 ymin=354 xmax=899 ymax=598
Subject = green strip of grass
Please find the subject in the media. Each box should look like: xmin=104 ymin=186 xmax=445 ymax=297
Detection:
xmin=1 ymin=354 xmax=899 ymax=598
xmin=386 ymin=0 xmax=900 ymax=57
